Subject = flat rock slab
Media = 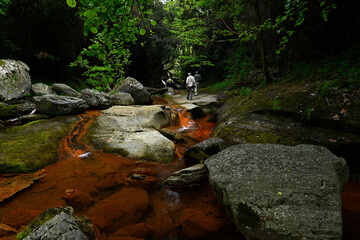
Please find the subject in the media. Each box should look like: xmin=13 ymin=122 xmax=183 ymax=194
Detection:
xmin=205 ymin=144 xmax=349 ymax=240
xmin=84 ymin=105 xmax=175 ymax=163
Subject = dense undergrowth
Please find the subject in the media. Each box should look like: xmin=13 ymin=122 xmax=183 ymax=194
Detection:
xmin=207 ymin=47 xmax=360 ymax=97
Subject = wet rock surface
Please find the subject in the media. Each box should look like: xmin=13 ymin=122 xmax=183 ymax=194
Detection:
xmin=205 ymin=144 xmax=349 ymax=240
xmin=87 ymin=187 xmax=149 ymax=232
xmin=165 ymin=163 xmax=208 ymax=188
xmin=183 ymin=137 xmax=226 ymax=163
xmin=0 ymin=115 xmax=79 ymax=173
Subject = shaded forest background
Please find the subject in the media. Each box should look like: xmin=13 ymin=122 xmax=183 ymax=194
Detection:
xmin=0 ymin=0 xmax=359 ymax=91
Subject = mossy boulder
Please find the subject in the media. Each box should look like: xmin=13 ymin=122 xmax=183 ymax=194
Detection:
xmin=0 ymin=115 xmax=79 ymax=173
xmin=16 ymin=206 xmax=95 ymax=240
xmin=0 ymin=100 xmax=35 ymax=120
xmin=213 ymin=81 xmax=360 ymax=172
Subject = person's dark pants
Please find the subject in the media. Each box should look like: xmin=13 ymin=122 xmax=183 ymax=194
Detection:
xmin=187 ymin=86 xmax=194 ymax=100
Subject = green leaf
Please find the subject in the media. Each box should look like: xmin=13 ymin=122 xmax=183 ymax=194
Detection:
xmin=90 ymin=27 xmax=98 ymax=34
xmin=99 ymin=53 xmax=106 ymax=59
xmin=66 ymin=0 xmax=76 ymax=8
xmin=150 ymin=20 xmax=157 ymax=26
xmin=140 ymin=28 xmax=146 ymax=35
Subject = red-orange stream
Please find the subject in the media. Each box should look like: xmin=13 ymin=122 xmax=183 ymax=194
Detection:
xmin=1 ymin=102 xmax=357 ymax=240
xmin=0 ymin=106 xmax=242 ymax=240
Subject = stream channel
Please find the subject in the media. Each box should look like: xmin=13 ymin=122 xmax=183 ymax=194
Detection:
xmin=0 ymin=97 xmax=243 ymax=240
xmin=0 ymin=96 xmax=359 ymax=240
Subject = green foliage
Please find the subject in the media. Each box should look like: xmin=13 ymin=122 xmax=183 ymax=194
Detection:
xmin=67 ymin=0 xmax=155 ymax=91
xmin=239 ymin=87 xmax=252 ymax=98
xmin=273 ymin=99 xmax=281 ymax=110
xmin=273 ymin=0 xmax=337 ymax=54
xmin=165 ymin=0 xmax=216 ymax=77
xmin=0 ymin=0 xmax=10 ymax=15
xmin=306 ymin=106 xmax=312 ymax=122
xmin=287 ymin=47 xmax=360 ymax=96
xmin=209 ymin=78 xmax=236 ymax=92
xmin=223 ymin=45 xmax=252 ymax=82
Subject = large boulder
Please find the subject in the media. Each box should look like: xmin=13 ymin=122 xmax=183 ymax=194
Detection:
xmin=110 ymin=92 xmax=134 ymax=106
xmin=112 ymin=77 xmax=152 ymax=105
xmin=212 ymin=81 xmax=360 ymax=172
xmin=52 ymin=83 xmax=81 ymax=97
xmin=0 ymin=59 xmax=31 ymax=102
xmin=31 ymin=83 xmax=56 ymax=96
xmin=33 ymin=94 xmax=88 ymax=116
xmin=171 ymin=94 xmax=221 ymax=115
xmin=17 ymin=206 xmax=95 ymax=240
xmin=205 ymin=144 xmax=349 ymax=240
xmin=0 ymin=115 xmax=79 ymax=173
xmin=83 ymin=105 xmax=175 ymax=163
xmin=81 ymin=88 xmax=112 ymax=109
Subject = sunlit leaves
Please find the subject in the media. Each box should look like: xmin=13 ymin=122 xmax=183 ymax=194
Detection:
xmin=67 ymin=0 xmax=155 ymax=91
xmin=150 ymin=20 xmax=157 ymax=26
xmin=90 ymin=27 xmax=98 ymax=34
xmin=140 ymin=28 xmax=146 ymax=35
xmin=66 ymin=0 xmax=77 ymax=8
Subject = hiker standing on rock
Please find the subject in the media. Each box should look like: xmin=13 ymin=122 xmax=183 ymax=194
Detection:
xmin=186 ymin=73 xmax=196 ymax=100
xmin=194 ymin=71 xmax=201 ymax=96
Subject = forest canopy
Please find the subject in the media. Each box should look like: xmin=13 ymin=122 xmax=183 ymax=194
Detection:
xmin=0 ymin=0 xmax=359 ymax=90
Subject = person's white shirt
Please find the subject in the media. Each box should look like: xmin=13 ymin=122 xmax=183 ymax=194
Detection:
xmin=186 ymin=75 xmax=195 ymax=87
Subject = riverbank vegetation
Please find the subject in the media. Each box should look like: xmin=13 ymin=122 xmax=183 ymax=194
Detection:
xmin=0 ymin=0 xmax=359 ymax=93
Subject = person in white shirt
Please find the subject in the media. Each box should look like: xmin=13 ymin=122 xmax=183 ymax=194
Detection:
xmin=186 ymin=73 xmax=196 ymax=100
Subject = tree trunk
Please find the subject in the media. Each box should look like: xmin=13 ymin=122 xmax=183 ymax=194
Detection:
xmin=254 ymin=0 xmax=273 ymax=83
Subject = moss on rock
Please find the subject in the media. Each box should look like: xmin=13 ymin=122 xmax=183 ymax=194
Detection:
xmin=0 ymin=116 xmax=79 ymax=173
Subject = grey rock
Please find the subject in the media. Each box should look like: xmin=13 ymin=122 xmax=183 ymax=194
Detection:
xmin=0 ymin=100 xmax=36 ymax=119
xmin=81 ymin=88 xmax=112 ymax=109
xmin=184 ymin=137 xmax=226 ymax=163
xmin=171 ymin=94 xmax=221 ymax=115
xmin=159 ymin=128 xmax=187 ymax=143
xmin=145 ymin=87 xmax=169 ymax=95
xmin=34 ymin=94 xmax=88 ymax=116
xmin=112 ymin=77 xmax=152 ymax=105
xmin=24 ymin=212 xmax=88 ymax=240
xmin=20 ymin=206 xmax=95 ymax=240
xmin=205 ymin=144 xmax=349 ymax=240
xmin=165 ymin=163 xmax=208 ymax=188
xmin=0 ymin=59 xmax=31 ymax=101
xmin=52 ymin=83 xmax=81 ymax=97
xmin=83 ymin=105 xmax=175 ymax=163
xmin=110 ymin=92 xmax=134 ymax=106
xmin=31 ymin=83 xmax=56 ymax=96
xmin=180 ymin=103 xmax=205 ymax=119
xmin=18 ymin=114 xmax=49 ymax=124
